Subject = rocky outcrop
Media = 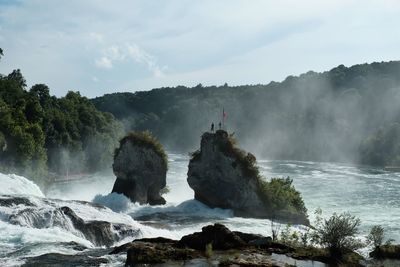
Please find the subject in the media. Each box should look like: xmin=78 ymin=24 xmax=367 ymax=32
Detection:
xmin=114 ymin=223 xmax=329 ymax=267
xmin=178 ymin=223 xmax=246 ymax=250
xmin=112 ymin=132 xmax=168 ymax=205
xmin=370 ymin=244 xmax=400 ymax=259
xmin=60 ymin=206 xmax=138 ymax=247
xmin=22 ymin=252 xmax=108 ymax=267
xmin=187 ymin=130 xmax=308 ymax=224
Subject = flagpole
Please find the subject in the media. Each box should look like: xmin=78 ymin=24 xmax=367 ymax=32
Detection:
xmin=222 ymin=107 xmax=225 ymax=129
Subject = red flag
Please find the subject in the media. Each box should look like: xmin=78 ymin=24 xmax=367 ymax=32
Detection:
xmin=223 ymin=108 xmax=227 ymax=119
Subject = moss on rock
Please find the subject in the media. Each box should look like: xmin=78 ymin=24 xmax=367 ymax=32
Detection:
xmin=114 ymin=131 xmax=168 ymax=169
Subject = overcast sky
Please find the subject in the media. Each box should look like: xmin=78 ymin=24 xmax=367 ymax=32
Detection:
xmin=0 ymin=0 xmax=399 ymax=97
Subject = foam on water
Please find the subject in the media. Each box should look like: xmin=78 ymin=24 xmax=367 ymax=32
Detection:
xmin=0 ymin=173 xmax=44 ymax=197
xmin=93 ymin=192 xmax=134 ymax=213
xmin=2 ymin=154 xmax=400 ymax=265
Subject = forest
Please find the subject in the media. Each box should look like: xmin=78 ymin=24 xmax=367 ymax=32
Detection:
xmin=2 ymin=44 xmax=400 ymax=189
xmin=0 ymin=49 xmax=123 ymax=187
xmin=93 ymin=61 xmax=400 ymax=167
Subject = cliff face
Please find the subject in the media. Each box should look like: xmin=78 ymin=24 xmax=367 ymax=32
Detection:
xmin=112 ymin=132 xmax=167 ymax=205
xmin=188 ymin=130 xmax=263 ymax=212
xmin=187 ymin=130 xmax=308 ymax=224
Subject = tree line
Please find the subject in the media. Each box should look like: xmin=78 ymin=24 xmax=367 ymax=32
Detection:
xmin=93 ymin=61 xmax=400 ymax=167
xmin=0 ymin=49 xmax=123 ymax=187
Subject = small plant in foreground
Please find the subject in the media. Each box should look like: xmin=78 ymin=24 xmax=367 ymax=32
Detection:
xmin=205 ymin=243 xmax=213 ymax=258
xmin=367 ymin=225 xmax=384 ymax=248
xmin=311 ymin=211 xmax=363 ymax=258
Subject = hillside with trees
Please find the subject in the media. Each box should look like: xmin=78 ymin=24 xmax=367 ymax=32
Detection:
xmin=93 ymin=61 xmax=400 ymax=167
xmin=0 ymin=50 xmax=123 ymax=187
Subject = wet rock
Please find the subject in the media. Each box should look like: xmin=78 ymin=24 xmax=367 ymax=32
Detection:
xmin=22 ymin=253 xmax=108 ymax=267
xmin=124 ymin=241 xmax=200 ymax=266
xmin=60 ymin=206 xmax=138 ymax=247
xmin=233 ymin=231 xmax=266 ymax=243
xmin=110 ymin=237 xmax=178 ymax=254
xmin=178 ymin=223 xmax=246 ymax=250
xmin=249 ymin=237 xmax=273 ymax=246
xmin=0 ymin=196 xmax=34 ymax=207
xmin=112 ymin=132 xmax=167 ymax=205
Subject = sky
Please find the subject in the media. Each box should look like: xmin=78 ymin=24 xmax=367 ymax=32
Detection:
xmin=0 ymin=0 xmax=400 ymax=98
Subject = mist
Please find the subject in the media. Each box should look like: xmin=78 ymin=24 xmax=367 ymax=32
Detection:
xmin=93 ymin=61 xmax=400 ymax=166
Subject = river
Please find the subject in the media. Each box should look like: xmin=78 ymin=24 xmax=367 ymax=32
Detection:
xmin=1 ymin=153 xmax=399 ymax=266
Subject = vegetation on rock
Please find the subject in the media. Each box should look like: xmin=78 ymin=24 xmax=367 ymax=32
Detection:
xmin=114 ymin=130 xmax=168 ymax=169
xmin=258 ymin=177 xmax=307 ymax=218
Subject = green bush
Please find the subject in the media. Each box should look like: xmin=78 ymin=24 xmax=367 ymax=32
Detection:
xmin=258 ymin=177 xmax=307 ymax=216
xmin=367 ymin=225 xmax=385 ymax=248
xmin=311 ymin=212 xmax=363 ymax=258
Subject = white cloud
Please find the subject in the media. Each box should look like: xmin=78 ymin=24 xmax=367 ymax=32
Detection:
xmin=93 ymin=42 xmax=166 ymax=77
xmin=127 ymin=44 xmax=165 ymax=77
xmin=1 ymin=0 xmax=400 ymax=97
xmin=95 ymin=56 xmax=113 ymax=69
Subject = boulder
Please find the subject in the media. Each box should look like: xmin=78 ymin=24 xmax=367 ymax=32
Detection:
xmin=112 ymin=132 xmax=167 ymax=205
xmin=60 ymin=206 xmax=138 ymax=247
xmin=178 ymin=223 xmax=246 ymax=250
xmin=187 ymin=130 xmax=308 ymax=224
xmin=125 ymin=241 xmax=199 ymax=266
xmin=370 ymin=245 xmax=400 ymax=259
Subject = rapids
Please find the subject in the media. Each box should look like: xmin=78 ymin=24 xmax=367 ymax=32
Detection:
xmin=1 ymin=153 xmax=399 ymax=266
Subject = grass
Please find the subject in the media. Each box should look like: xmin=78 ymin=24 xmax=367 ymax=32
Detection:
xmin=114 ymin=131 xmax=168 ymax=169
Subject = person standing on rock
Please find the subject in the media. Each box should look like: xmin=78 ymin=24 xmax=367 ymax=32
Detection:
xmin=218 ymin=122 xmax=222 ymax=130
xmin=211 ymin=123 xmax=214 ymax=132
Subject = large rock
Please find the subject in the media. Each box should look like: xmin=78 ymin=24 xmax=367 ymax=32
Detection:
xmin=187 ymin=130 xmax=308 ymax=224
xmin=178 ymin=223 xmax=246 ymax=250
xmin=112 ymin=132 xmax=167 ymax=205
xmin=60 ymin=206 xmax=138 ymax=247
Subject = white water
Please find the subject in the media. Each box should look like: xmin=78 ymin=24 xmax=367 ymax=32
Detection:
xmin=1 ymin=153 xmax=399 ymax=266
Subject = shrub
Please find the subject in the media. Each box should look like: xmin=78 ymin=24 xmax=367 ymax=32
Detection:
xmin=312 ymin=212 xmax=363 ymax=258
xmin=367 ymin=225 xmax=384 ymax=248
xmin=159 ymin=185 xmax=170 ymax=195
xmin=205 ymin=243 xmax=213 ymax=258
xmin=258 ymin=177 xmax=307 ymax=216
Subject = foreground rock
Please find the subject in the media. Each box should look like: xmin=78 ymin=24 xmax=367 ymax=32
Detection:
xmin=22 ymin=252 xmax=108 ymax=267
xmin=112 ymin=131 xmax=168 ymax=205
xmin=178 ymin=223 xmax=247 ymax=250
xmin=113 ymin=223 xmax=328 ymax=267
xmin=60 ymin=206 xmax=138 ymax=247
xmin=370 ymin=244 xmax=400 ymax=259
xmin=187 ymin=130 xmax=308 ymax=224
